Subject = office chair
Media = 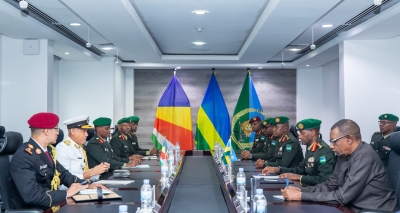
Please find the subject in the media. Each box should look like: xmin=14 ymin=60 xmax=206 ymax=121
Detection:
xmin=289 ymin=125 xmax=299 ymax=139
xmin=54 ymin=129 xmax=64 ymax=146
xmin=395 ymin=126 xmax=400 ymax=132
xmin=86 ymin=128 xmax=94 ymax=142
xmin=0 ymin=126 xmax=4 ymax=211
xmin=112 ymin=124 xmax=119 ymax=136
xmin=0 ymin=131 xmax=42 ymax=213
xmin=388 ymin=132 xmax=400 ymax=209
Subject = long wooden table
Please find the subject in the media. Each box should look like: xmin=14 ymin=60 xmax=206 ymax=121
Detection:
xmin=51 ymin=151 xmax=353 ymax=213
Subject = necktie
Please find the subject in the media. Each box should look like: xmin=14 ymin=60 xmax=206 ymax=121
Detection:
xmin=45 ymin=151 xmax=53 ymax=164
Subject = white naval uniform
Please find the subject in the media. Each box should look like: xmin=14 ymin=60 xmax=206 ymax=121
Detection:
xmin=56 ymin=137 xmax=99 ymax=187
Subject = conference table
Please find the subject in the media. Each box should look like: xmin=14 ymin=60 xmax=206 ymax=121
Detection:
xmin=51 ymin=150 xmax=353 ymax=213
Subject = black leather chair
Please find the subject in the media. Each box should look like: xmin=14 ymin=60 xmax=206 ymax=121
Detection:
xmin=86 ymin=128 xmax=94 ymax=142
xmin=289 ymin=125 xmax=299 ymax=139
xmin=0 ymin=131 xmax=42 ymax=213
xmin=54 ymin=129 xmax=64 ymax=146
xmin=388 ymin=132 xmax=400 ymax=209
xmin=394 ymin=126 xmax=400 ymax=132
xmin=112 ymin=124 xmax=119 ymax=136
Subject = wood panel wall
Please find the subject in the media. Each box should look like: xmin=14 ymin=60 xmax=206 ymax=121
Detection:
xmin=134 ymin=69 xmax=296 ymax=149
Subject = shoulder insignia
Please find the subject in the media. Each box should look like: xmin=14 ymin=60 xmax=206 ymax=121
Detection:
xmin=271 ymin=141 xmax=276 ymax=146
xmin=317 ymin=143 xmax=323 ymax=149
xmin=120 ymin=135 xmax=125 ymax=140
xmin=285 ymin=144 xmax=292 ymax=152
xmin=260 ymin=136 xmax=265 ymax=141
xmin=74 ymin=144 xmax=80 ymax=149
xmin=285 ymin=135 xmax=290 ymax=140
xmin=319 ymin=155 xmax=327 ymax=165
xmin=311 ymin=142 xmax=318 ymax=152
xmin=96 ymin=137 xmax=104 ymax=144
xmin=28 ymin=144 xmax=34 ymax=149
xmin=35 ymin=148 xmax=42 ymax=155
xmin=375 ymin=131 xmax=381 ymax=134
xmin=25 ymin=148 xmax=32 ymax=155
xmin=64 ymin=140 xmax=71 ymax=146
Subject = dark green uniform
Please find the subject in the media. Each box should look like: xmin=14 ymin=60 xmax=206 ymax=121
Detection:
xmin=370 ymin=132 xmax=393 ymax=168
xmin=280 ymin=139 xmax=335 ymax=186
xmin=266 ymin=131 xmax=303 ymax=168
xmin=128 ymin=132 xmax=149 ymax=156
xmin=110 ymin=132 xmax=133 ymax=161
xmin=250 ymin=130 xmax=265 ymax=153
xmin=86 ymin=134 xmax=128 ymax=170
xmin=251 ymin=135 xmax=275 ymax=161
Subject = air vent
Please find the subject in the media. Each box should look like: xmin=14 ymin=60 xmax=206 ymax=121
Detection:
xmin=121 ymin=60 xmax=136 ymax=63
xmin=297 ymin=0 xmax=391 ymax=55
xmin=99 ymin=43 xmax=115 ymax=47
xmin=7 ymin=0 xmax=105 ymax=56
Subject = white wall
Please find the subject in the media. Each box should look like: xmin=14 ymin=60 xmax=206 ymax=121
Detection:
xmin=125 ymin=68 xmax=134 ymax=116
xmin=1 ymin=36 xmax=54 ymax=140
xmin=58 ymin=57 xmax=114 ymax=133
xmin=341 ymin=38 xmax=400 ymax=142
xmin=113 ymin=60 xmax=126 ymax=122
xmin=53 ymin=57 xmax=60 ymax=115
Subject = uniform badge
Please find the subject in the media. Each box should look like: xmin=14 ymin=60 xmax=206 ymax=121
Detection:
xmin=253 ymin=118 xmax=257 ymax=121
xmin=39 ymin=165 xmax=47 ymax=170
xmin=297 ymin=123 xmax=304 ymax=130
xmin=275 ymin=118 xmax=280 ymax=123
xmin=35 ymin=148 xmax=42 ymax=155
xmin=124 ymin=145 xmax=128 ymax=148
xmin=279 ymin=147 xmax=282 ymax=151
xmin=311 ymin=163 xmax=314 ymax=167
xmin=28 ymin=144 xmax=34 ymax=149
xmin=255 ymin=139 xmax=259 ymax=142
xmin=64 ymin=140 xmax=71 ymax=146
xmin=263 ymin=121 xmax=267 ymax=125
xmin=260 ymin=136 xmax=265 ymax=140
xmin=384 ymin=114 xmax=388 ymax=118
xmin=105 ymin=148 xmax=109 ymax=152
xmin=286 ymin=145 xmax=292 ymax=152
xmin=74 ymin=144 xmax=80 ymax=149
xmin=25 ymin=148 xmax=32 ymax=155
xmin=271 ymin=141 xmax=276 ymax=146
xmin=308 ymin=157 xmax=314 ymax=162
xmin=320 ymin=155 xmax=327 ymax=165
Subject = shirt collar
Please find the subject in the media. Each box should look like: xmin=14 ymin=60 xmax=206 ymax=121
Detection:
xmin=30 ymin=137 xmax=47 ymax=152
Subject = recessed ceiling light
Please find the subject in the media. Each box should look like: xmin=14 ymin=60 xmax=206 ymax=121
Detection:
xmin=102 ymin=47 xmax=113 ymax=50
xmin=193 ymin=42 xmax=205 ymax=46
xmin=176 ymin=67 xmax=181 ymax=69
xmin=65 ymin=52 xmax=69 ymax=55
xmin=193 ymin=10 xmax=208 ymax=15
xmin=289 ymin=48 xmax=301 ymax=52
xmin=70 ymin=23 xmax=81 ymax=26
xmin=322 ymin=24 xmax=333 ymax=28
xmin=306 ymin=65 xmax=310 ymax=67
xmin=258 ymin=67 xmax=263 ymax=69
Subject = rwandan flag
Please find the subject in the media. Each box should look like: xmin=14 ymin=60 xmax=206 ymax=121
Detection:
xmin=231 ymin=70 xmax=264 ymax=150
xmin=152 ymin=75 xmax=193 ymax=150
xmin=222 ymin=141 xmax=231 ymax=165
xmin=196 ymin=70 xmax=230 ymax=150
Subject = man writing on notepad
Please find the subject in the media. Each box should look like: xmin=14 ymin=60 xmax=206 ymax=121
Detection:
xmin=281 ymin=119 xmax=398 ymax=212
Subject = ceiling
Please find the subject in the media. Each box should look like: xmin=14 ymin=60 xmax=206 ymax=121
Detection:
xmin=0 ymin=0 xmax=399 ymax=69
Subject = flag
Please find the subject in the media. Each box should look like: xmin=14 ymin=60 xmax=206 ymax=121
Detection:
xmin=231 ymin=70 xmax=264 ymax=150
xmin=152 ymin=75 xmax=193 ymax=150
xmin=222 ymin=142 xmax=231 ymax=165
xmin=227 ymin=139 xmax=238 ymax=162
xmin=196 ymin=70 xmax=230 ymax=150
xmin=160 ymin=140 xmax=168 ymax=165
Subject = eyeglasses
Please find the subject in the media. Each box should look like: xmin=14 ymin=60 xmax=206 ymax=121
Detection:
xmin=329 ymin=135 xmax=348 ymax=144
xmin=378 ymin=121 xmax=394 ymax=125
xmin=50 ymin=127 xmax=60 ymax=132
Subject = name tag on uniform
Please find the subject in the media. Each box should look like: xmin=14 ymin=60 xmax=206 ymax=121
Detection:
xmin=77 ymin=157 xmax=82 ymax=159
xmin=105 ymin=148 xmax=109 ymax=152
xmin=40 ymin=165 xmax=47 ymax=170
xmin=255 ymin=139 xmax=259 ymax=142
xmin=132 ymin=142 xmax=137 ymax=145
xmin=124 ymin=145 xmax=128 ymax=148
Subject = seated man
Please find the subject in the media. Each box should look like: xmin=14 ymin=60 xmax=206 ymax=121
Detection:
xmin=242 ymin=118 xmax=275 ymax=161
xmin=370 ymin=113 xmax=398 ymax=168
xmin=262 ymin=119 xmax=335 ymax=186
xmin=110 ymin=117 xmax=143 ymax=160
xmin=9 ymin=112 xmax=106 ymax=210
xmin=86 ymin=117 xmax=140 ymax=170
xmin=56 ymin=115 xmax=110 ymax=183
xmin=127 ymin=116 xmax=157 ymax=156
xmin=282 ymin=119 xmax=398 ymax=212
xmin=258 ymin=116 xmax=303 ymax=168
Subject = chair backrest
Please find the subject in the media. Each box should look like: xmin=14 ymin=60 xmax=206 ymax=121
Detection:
xmin=388 ymin=131 xmax=400 ymax=208
xmin=289 ymin=125 xmax=299 ymax=139
xmin=395 ymin=126 xmax=400 ymax=132
xmin=54 ymin=129 xmax=64 ymax=146
xmin=112 ymin=124 xmax=119 ymax=136
xmin=0 ymin=126 xmax=5 ymax=137
xmin=0 ymin=131 xmax=23 ymax=210
xmin=86 ymin=128 xmax=94 ymax=142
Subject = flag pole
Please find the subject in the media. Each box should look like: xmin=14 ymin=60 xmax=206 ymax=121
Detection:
xmin=173 ymin=68 xmax=176 ymax=76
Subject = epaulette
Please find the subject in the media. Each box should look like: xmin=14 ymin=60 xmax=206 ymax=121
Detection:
xmin=119 ymin=134 xmax=126 ymax=140
xmin=64 ymin=139 xmax=71 ymax=146
xmin=25 ymin=143 xmax=34 ymax=155
xmin=374 ymin=131 xmax=381 ymax=134
xmin=311 ymin=142 xmax=318 ymax=152
xmin=317 ymin=143 xmax=323 ymax=149
xmin=281 ymin=135 xmax=290 ymax=142
xmin=96 ymin=137 xmax=104 ymax=144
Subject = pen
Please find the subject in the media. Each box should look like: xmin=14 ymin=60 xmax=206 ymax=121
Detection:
xmin=285 ymin=178 xmax=289 ymax=189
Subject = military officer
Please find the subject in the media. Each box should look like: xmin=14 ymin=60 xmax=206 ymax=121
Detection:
xmin=242 ymin=118 xmax=275 ymax=161
xmin=370 ymin=113 xmax=398 ymax=168
xmin=86 ymin=117 xmax=140 ymax=170
xmin=241 ymin=116 xmax=265 ymax=159
xmin=110 ymin=117 xmax=142 ymax=160
xmin=281 ymin=119 xmax=398 ymax=212
xmin=56 ymin=115 xmax=110 ymax=183
xmin=9 ymin=112 xmax=107 ymax=210
xmin=262 ymin=119 xmax=335 ymax=186
xmin=261 ymin=116 xmax=303 ymax=168
xmin=127 ymin=116 xmax=157 ymax=156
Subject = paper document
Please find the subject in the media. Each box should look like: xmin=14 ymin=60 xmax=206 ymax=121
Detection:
xmin=253 ymin=175 xmax=279 ymax=179
xmin=122 ymin=164 xmax=150 ymax=169
xmin=95 ymin=180 xmax=134 ymax=185
xmin=273 ymin=195 xmax=285 ymax=200
xmin=79 ymin=189 xmax=111 ymax=195
xmin=142 ymin=156 xmax=157 ymax=160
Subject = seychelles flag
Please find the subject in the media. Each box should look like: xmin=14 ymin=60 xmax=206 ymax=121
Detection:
xmin=152 ymin=75 xmax=193 ymax=150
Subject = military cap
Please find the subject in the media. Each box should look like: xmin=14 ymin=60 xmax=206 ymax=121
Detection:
xmin=93 ymin=117 xmax=112 ymax=126
xmin=63 ymin=115 xmax=93 ymax=129
xmin=379 ymin=113 xmax=399 ymax=122
xmin=296 ymin=118 xmax=321 ymax=130
xmin=128 ymin=116 xmax=140 ymax=123
xmin=249 ymin=116 xmax=262 ymax=124
xmin=28 ymin=112 xmax=59 ymax=129
xmin=117 ymin=117 xmax=130 ymax=124
xmin=274 ymin=116 xmax=289 ymax=124
xmin=260 ymin=117 xmax=275 ymax=128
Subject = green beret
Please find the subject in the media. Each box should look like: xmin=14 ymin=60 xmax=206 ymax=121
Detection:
xmin=128 ymin=116 xmax=140 ymax=123
xmin=379 ymin=114 xmax=399 ymax=122
xmin=93 ymin=117 xmax=112 ymax=127
xmin=117 ymin=117 xmax=130 ymax=124
xmin=296 ymin=118 xmax=321 ymax=130
xmin=260 ymin=117 xmax=275 ymax=127
xmin=274 ymin=116 xmax=289 ymax=124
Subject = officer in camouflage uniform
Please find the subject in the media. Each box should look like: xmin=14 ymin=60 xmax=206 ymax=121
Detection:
xmin=242 ymin=118 xmax=276 ymax=161
xmin=263 ymin=116 xmax=304 ymax=168
xmin=262 ymin=118 xmax=335 ymax=186
xmin=370 ymin=113 xmax=398 ymax=168
xmin=86 ymin=117 xmax=139 ymax=171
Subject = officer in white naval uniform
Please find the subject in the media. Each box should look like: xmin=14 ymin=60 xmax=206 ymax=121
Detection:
xmin=56 ymin=116 xmax=110 ymax=188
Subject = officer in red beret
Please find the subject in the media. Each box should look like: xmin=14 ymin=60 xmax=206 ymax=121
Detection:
xmin=9 ymin=112 xmax=108 ymax=210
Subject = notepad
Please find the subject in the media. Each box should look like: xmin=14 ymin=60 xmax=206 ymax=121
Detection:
xmin=142 ymin=156 xmax=157 ymax=160
xmin=253 ymin=175 xmax=279 ymax=179
xmin=273 ymin=195 xmax=285 ymax=200
xmin=79 ymin=189 xmax=111 ymax=195
xmin=122 ymin=164 xmax=150 ymax=169
xmin=95 ymin=180 xmax=134 ymax=185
